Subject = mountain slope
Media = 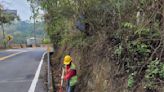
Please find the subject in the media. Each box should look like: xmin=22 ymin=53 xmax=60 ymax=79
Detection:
xmin=0 ymin=21 xmax=45 ymax=44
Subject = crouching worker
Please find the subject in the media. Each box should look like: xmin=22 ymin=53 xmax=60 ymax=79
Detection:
xmin=63 ymin=55 xmax=78 ymax=92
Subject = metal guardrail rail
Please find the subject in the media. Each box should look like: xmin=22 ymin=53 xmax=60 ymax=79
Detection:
xmin=47 ymin=47 xmax=54 ymax=92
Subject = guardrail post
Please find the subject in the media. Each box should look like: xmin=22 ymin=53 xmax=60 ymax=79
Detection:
xmin=47 ymin=51 xmax=50 ymax=92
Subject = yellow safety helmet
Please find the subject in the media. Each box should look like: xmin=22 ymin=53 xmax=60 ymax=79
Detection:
xmin=63 ymin=55 xmax=72 ymax=65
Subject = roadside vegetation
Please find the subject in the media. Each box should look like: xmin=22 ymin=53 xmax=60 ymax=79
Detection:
xmin=0 ymin=3 xmax=18 ymax=48
xmin=0 ymin=3 xmax=46 ymax=48
xmin=2 ymin=21 xmax=45 ymax=43
xmin=30 ymin=0 xmax=164 ymax=92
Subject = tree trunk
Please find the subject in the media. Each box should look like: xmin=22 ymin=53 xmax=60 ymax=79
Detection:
xmin=1 ymin=23 xmax=6 ymax=48
xmin=34 ymin=18 xmax=37 ymax=45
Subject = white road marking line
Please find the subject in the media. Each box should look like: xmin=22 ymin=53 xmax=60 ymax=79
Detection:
xmin=5 ymin=48 xmax=34 ymax=52
xmin=28 ymin=52 xmax=47 ymax=92
xmin=5 ymin=49 xmax=23 ymax=52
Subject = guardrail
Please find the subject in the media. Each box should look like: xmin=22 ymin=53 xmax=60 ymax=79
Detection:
xmin=47 ymin=47 xmax=54 ymax=92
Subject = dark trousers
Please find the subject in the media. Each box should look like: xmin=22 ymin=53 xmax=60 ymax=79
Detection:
xmin=66 ymin=81 xmax=75 ymax=92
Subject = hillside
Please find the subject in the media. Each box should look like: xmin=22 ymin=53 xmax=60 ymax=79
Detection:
xmin=31 ymin=0 xmax=164 ymax=92
xmin=0 ymin=21 xmax=45 ymax=44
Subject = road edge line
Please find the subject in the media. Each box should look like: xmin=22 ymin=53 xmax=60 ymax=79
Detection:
xmin=28 ymin=52 xmax=47 ymax=92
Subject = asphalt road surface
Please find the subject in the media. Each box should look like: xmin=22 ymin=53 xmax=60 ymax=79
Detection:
xmin=0 ymin=48 xmax=47 ymax=92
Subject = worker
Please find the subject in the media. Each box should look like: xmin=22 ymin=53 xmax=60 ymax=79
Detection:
xmin=63 ymin=55 xmax=78 ymax=92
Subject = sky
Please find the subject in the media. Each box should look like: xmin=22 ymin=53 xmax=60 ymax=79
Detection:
xmin=0 ymin=0 xmax=32 ymax=21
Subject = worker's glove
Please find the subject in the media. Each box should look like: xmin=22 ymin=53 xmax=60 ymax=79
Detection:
xmin=61 ymin=77 xmax=64 ymax=80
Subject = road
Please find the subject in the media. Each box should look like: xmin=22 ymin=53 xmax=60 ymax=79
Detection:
xmin=0 ymin=48 xmax=47 ymax=92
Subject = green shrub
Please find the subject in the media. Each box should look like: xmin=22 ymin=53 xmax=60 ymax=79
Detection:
xmin=42 ymin=38 xmax=51 ymax=44
xmin=144 ymin=59 xmax=164 ymax=89
xmin=114 ymin=44 xmax=123 ymax=56
xmin=128 ymin=72 xmax=136 ymax=88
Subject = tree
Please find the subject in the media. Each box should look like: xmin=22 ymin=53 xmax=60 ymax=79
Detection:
xmin=0 ymin=4 xmax=18 ymax=48
xmin=28 ymin=0 xmax=41 ymax=45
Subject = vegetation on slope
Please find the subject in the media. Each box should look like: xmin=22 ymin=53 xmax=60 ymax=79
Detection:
xmin=31 ymin=0 xmax=164 ymax=92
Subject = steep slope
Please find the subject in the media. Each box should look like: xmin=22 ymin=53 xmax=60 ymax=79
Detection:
xmin=36 ymin=0 xmax=164 ymax=92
